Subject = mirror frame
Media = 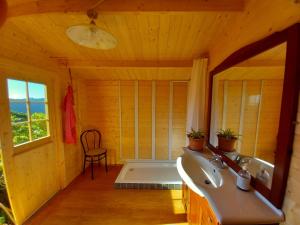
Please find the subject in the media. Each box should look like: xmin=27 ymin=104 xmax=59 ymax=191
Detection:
xmin=207 ymin=23 xmax=300 ymax=208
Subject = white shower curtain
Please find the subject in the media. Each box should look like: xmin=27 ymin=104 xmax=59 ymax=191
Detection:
xmin=186 ymin=58 xmax=208 ymax=143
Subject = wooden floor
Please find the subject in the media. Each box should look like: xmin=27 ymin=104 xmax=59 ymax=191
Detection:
xmin=25 ymin=166 xmax=187 ymax=225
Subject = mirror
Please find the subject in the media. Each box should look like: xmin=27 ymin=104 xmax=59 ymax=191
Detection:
xmin=209 ymin=42 xmax=287 ymax=189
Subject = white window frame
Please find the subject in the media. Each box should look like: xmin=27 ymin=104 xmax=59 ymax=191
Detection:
xmin=7 ymin=79 xmax=51 ymax=151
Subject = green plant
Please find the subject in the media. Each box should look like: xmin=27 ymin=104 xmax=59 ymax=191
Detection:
xmin=11 ymin=112 xmax=48 ymax=145
xmin=187 ymin=128 xmax=205 ymax=139
xmin=217 ymin=129 xmax=240 ymax=140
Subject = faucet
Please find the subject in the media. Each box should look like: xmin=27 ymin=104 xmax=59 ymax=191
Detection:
xmin=209 ymin=154 xmax=226 ymax=169
xmin=233 ymin=155 xmax=252 ymax=169
xmin=256 ymin=168 xmax=271 ymax=187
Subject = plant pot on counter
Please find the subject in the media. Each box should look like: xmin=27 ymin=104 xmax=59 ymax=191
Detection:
xmin=217 ymin=136 xmax=237 ymax=152
xmin=188 ymin=137 xmax=205 ymax=151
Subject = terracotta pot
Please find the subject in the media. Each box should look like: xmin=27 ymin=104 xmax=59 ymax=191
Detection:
xmin=188 ymin=137 xmax=205 ymax=151
xmin=217 ymin=136 xmax=237 ymax=152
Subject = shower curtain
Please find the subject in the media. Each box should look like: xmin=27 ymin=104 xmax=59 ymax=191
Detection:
xmin=186 ymin=58 xmax=208 ymax=144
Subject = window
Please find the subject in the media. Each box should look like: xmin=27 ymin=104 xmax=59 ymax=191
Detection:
xmin=7 ymin=79 xmax=50 ymax=147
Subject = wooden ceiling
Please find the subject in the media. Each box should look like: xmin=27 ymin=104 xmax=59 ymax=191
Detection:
xmin=0 ymin=0 xmax=249 ymax=80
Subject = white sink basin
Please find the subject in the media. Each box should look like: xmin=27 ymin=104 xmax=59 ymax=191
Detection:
xmin=177 ymin=150 xmax=223 ymax=192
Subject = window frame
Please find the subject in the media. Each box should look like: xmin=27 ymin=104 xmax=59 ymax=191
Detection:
xmin=7 ymin=78 xmax=52 ymax=152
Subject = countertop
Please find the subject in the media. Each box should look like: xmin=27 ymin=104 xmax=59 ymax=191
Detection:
xmin=177 ymin=148 xmax=284 ymax=225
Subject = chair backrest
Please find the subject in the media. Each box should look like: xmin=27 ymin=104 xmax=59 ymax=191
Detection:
xmin=80 ymin=129 xmax=102 ymax=154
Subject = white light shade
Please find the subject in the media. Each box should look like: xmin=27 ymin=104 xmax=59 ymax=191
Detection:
xmin=66 ymin=24 xmax=117 ymax=50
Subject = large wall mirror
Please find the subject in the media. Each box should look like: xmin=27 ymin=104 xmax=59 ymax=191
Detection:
xmin=207 ymin=23 xmax=300 ymax=208
xmin=210 ymin=42 xmax=286 ymax=190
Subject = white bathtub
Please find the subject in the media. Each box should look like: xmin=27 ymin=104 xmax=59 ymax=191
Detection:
xmin=114 ymin=160 xmax=182 ymax=189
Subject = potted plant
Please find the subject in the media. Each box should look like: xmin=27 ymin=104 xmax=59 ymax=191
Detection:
xmin=217 ymin=129 xmax=240 ymax=152
xmin=187 ymin=128 xmax=205 ymax=151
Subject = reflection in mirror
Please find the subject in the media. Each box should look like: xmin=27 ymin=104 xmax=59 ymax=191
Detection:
xmin=209 ymin=42 xmax=287 ymax=189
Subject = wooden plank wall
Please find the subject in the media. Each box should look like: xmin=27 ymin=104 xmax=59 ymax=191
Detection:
xmin=138 ymin=81 xmax=152 ymax=159
xmin=217 ymin=80 xmax=224 ymax=131
xmin=282 ymin=92 xmax=300 ymax=225
xmin=78 ymin=80 xmax=121 ymax=164
xmin=120 ymin=81 xmax=135 ymax=160
xmin=0 ymin=61 xmax=83 ymax=225
xmin=172 ymin=82 xmax=188 ymax=160
xmin=225 ymin=81 xmax=243 ymax=134
xmin=216 ymin=79 xmax=283 ymax=163
xmin=256 ymin=80 xmax=283 ymax=162
xmin=78 ymin=80 xmax=187 ymax=163
xmin=155 ymin=81 xmax=170 ymax=160
xmin=242 ymin=81 xmax=261 ymax=156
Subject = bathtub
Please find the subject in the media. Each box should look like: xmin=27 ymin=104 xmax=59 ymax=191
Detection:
xmin=114 ymin=160 xmax=182 ymax=190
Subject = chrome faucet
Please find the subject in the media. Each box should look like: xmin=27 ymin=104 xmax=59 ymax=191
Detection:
xmin=233 ymin=155 xmax=252 ymax=169
xmin=209 ymin=154 xmax=226 ymax=169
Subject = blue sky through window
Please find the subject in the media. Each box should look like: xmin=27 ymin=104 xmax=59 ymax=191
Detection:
xmin=7 ymin=79 xmax=46 ymax=100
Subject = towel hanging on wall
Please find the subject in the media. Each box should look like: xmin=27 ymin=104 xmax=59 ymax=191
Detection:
xmin=62 ymin=81 xmax=77 ymax=144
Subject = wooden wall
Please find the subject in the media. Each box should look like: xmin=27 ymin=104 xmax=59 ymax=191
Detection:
xmin=207 ymin=3 xmax=300 ymax=223
xmin=138 ymin=81 xmax=152 ymax=159
xmin=155 ymin=81 xmax=170 ymax=160
xmin=216 ymin=79 xmax=283 ymax=163
xmin=0 ymin=60 xmax=82 ymax=224
xmin=282 ymin=92 xmax=300 ymax=225
xmin=78 ymin=80 xmax=188 ymax=163
xmin=120 ymin=81 xmax=135 ymax=160
xmin=209 ymin=0 xmax=300 ymax=70
xmin=78 ymin=80 xmax=121 ymax=164
xmin=172 ymin=82 xmax=188 ymax=160
xmin=255 ymin=80 xmax=283 ymax=162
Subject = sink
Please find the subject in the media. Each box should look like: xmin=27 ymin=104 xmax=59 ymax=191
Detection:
xmin=177 ymin=150 xmax=223 ymax=191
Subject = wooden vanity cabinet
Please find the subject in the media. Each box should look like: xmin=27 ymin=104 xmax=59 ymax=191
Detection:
xmin=182 ymin=183 xmax=220 ymax=225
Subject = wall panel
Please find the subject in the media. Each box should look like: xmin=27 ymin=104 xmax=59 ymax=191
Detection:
xmin=172 ymin=82 xmax=187 ymax=160
xmin=120 ymin=81 xmax=135 ymax=160
xmin=79 ymin=80 xmax=120 ymax=164
xmin=225 ymin=81 xmax=243 ymax=135
xmin=256 ymin=80 xmax=283 ymax=163
xmin=217 ymin=79 xmax=283 ymax=162
xmin=241 ymin=81 xmax=261 ymax=156
xmin=138 ymin=81 xmax=152 ymax=159
xmin=0 ymin=67 xmax=83 ymax=225
xmin=78 ymin=80 xmax=187 ymax=162
xmin=155 ymin=81 xmax=170 ymax=160
xmin=282 ymin=92 xmax=300 ymax=225
xmin=217 ymin=80 xmax=224 ymax=130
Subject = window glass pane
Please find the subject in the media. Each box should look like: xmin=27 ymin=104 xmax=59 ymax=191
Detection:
xmin=10 ymin=103 xmax=28 ymax=122
xmin=31 ymin=121 xmax=48 ymax=140
xmin=12 ymin=123 xmax=30 ymax=145
xmin=7 ymin=79 xmax=27 ymax=100
xmin=28 ymin=82 xmax=46 ymax=102
xmin=30 ymin=103 xmax=47 ymax=120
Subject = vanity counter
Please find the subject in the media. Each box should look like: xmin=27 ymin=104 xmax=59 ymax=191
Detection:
xmin=177 ymin=148 xmax=284 ymax=225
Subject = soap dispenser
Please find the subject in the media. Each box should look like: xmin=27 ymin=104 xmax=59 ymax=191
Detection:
xmin=236 ymin=169 xmax=251 ymax=191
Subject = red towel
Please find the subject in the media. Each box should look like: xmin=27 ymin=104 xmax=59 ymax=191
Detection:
xmin=62 ymin=85 xmax=77 ymax=144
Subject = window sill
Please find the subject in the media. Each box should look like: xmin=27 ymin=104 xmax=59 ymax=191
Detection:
xmin=13 ymin=136 xmax=53 ymax=156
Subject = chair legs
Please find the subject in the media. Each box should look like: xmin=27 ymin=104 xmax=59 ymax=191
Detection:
xmin=82 ymin=156 xmax=86 ymax=174
xmin=83 ymin=153 xmax=108 ymax=180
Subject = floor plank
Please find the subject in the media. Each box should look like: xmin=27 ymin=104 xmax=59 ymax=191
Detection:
xmin=25 ymin=166 xmax=187 ymax=225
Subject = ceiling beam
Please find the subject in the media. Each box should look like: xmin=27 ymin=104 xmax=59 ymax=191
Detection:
xmin=54 ymin=59 xmax=193 ymax=69
xmin=7 ymin=0 xmax=245 ymax=17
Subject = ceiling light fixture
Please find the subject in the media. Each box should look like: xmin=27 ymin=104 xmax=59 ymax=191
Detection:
xmin=66 ymin=6 xmax=117 ymax=50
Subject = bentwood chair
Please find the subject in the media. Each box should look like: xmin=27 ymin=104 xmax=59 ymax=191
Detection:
xmin=80 ymin=129 xmax=108 ymax=179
